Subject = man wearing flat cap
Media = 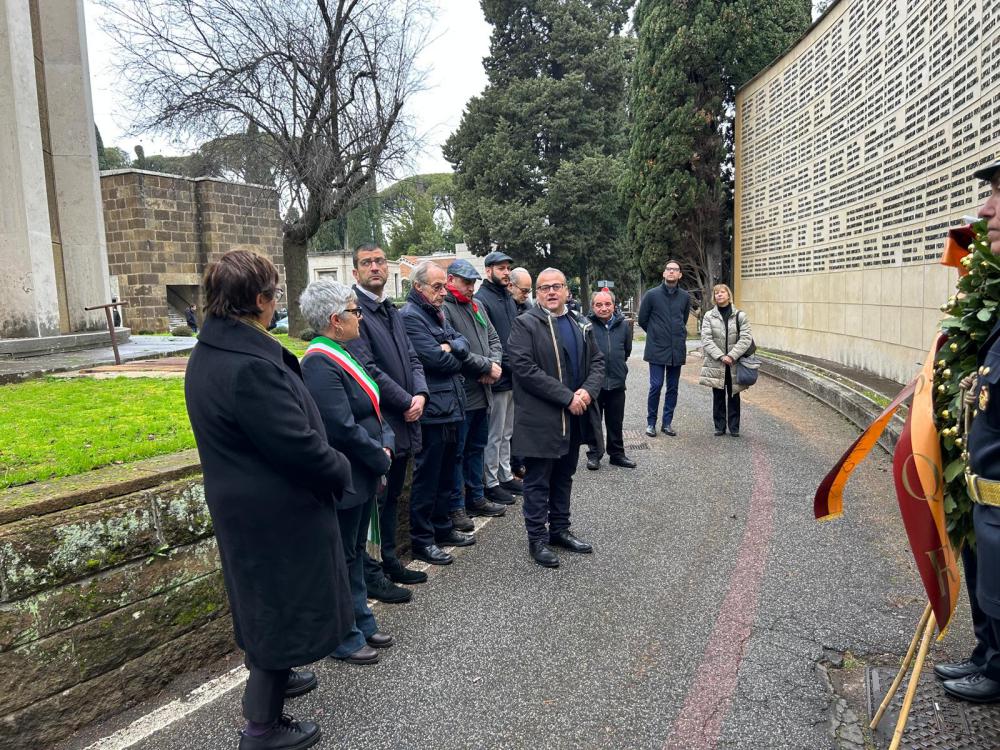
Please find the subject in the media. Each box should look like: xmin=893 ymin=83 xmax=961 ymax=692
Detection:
xmin=476 ymin=250 xmax=523 ymax=506
xmin=442 ymin=260 xmax=508 ymax=529
xmin=939 ymin=160 xmax=1000 ymax=704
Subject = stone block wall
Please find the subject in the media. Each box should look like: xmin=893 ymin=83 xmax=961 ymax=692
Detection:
xmin=0 ymin=452 xmax=233 ymax=749
xmin=100 ymin=170 xmax=283 ymax=333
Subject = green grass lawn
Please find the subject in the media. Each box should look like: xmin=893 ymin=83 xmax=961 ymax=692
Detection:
xmin=0 ymin=377 xmax=194 ymax=489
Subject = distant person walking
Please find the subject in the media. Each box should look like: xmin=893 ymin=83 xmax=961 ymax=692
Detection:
xmin=698 ymin=284 xmax=753 ymax=437
xmin=184 ymin=250 xmax=352 ymax=750
xmin=638 ymin=260 xmax=690 ymax=438
xmin=185 ymin=304 xmax=198 ymax=333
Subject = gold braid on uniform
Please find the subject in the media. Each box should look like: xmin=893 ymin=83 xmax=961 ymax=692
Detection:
xmin=934 ymin=219 xmax=1000 ymax=548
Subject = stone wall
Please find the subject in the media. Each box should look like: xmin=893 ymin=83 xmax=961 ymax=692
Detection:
xmin=0 ymin=452 xmax=233 ymax=750
xmin=734 ymin=0 xmax=1000 ymax=384
xmin=101 ymin=170 xmax=283 ymax=333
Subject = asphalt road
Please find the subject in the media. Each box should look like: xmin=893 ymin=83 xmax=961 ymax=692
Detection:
xmin=71 ymin=350 xmax=976 ymax=750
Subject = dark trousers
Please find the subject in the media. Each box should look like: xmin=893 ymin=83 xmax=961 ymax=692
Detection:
xmin=648 ymin=363 xmax=682 ymax=428
xmin=587 ymin=387 xmax=626 ymax=459
xmin=364 ymin=452 xmax=409 ymax=580
xmin=523 ymin=418 xmax=582 ymax=543
xmin=335 ymin=498 xmax=378 ymax=657
xmin=964 ymin=542 xmax=1000 ymax=679
xmin=712 ymin=366 xmax=741 ymax=434
xmin=243 ymin=661 xmax=290 ymax=723
xmin=410 ymin=422 xmax=457 ymax=547
xmin=451 ymin=407 xmax=490 ymax=510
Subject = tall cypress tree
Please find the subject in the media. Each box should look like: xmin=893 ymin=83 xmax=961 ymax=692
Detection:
xmin=626 ymin=0 xmax=810 ymax=305
xmin=445 ymin=1 xmax=635 ymax=301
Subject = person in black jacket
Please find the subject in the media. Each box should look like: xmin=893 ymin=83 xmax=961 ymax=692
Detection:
xmin=345 ymin=244 xmax=429 ymax=603
xmin=301 ymin=279 xmax=396 ymax=667
xmin=400 ymin=261 xmax=477 ymax=565
xmin=638 ymin=260 xmax=691 ymax=438
xmin=585 ymin=289 xmax=636 ymax=470
xmin=184 ymin=250 xmax=352 ymax=750
xmin=509 ymin=267 xmax=605 ymax=568
xmin=184 ymin=304 xmax=198 ymax=333
xmin=939 ymin=160 xmax=1000 ymax=704
xmin=475 ymin=250 xmax=523 ymax=505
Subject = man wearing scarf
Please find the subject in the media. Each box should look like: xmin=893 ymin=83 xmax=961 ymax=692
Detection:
xmin=442 ymin=260 xmax=508 ymax=531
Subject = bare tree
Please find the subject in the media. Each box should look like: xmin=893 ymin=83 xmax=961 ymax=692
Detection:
xmin=99 ymin=0 xmax=430 ymax=333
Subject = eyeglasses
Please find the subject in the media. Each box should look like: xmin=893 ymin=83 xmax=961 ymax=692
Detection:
xmin=340 ymin=307 xmax=363 ymax=319
xmin=665 ymin=267 xmax=681 ymax=273
xmin=272 ymin=287 xmax=285 ymax=302
xmin=537 ymin=283 xmax=566 ymax=293
xmin=420 ymin=282 xmax=447 ymax=292
xmin=516 ymin=286 xmax=532 ymax=294
xmin=359 ymin=257 xmax=388 ymax=268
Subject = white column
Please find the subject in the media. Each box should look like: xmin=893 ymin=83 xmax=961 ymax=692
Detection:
xmin=0 ymin=1 xmax=60 ymax=338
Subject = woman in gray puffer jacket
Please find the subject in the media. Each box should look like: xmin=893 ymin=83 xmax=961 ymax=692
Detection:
xmin=699 ymin=284 xmax=754 ymax=436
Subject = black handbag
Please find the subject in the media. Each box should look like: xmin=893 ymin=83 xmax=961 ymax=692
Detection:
xmin=733 ymin=311 xmax=759 ymax=386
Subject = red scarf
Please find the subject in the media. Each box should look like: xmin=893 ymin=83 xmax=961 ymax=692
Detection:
xmin=447 ymin=285 xmax=487 ymax=329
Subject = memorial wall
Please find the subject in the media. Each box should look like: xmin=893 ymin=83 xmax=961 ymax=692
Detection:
xmin=734 ymin=0 xmax=1000 ymax=383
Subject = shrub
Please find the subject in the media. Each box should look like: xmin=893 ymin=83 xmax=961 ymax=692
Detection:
xmin=273 ymin=325 xmax=289 ymax=335
xmin=170 ymin=325 xmax=194 ymax=337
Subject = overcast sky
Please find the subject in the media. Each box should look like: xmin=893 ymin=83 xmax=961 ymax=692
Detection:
xmin=83 ymin=0 xmax=492 ymax=179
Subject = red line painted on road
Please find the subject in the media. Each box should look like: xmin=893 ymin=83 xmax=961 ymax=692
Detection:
xmin=664 ymin=444 xmax=775 ymax=750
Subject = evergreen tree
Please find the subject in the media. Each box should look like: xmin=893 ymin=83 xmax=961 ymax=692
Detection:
xmin=445 ymin=1 xmax=634 ymax=303
xmin=626 ymin=0 xmax=810 ymax=307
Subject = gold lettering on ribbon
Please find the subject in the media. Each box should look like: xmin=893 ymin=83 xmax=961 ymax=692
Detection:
xmin=926 ymin=546 xmax=960 ymax=594
xmin=900 ymin=452 xmax=944 ymax=503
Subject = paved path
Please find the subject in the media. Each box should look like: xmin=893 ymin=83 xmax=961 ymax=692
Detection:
xmin=67 ymin=352 xmax=980 ymax=750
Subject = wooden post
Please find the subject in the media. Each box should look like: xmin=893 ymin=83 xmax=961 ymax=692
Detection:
xmin=887 ymin=611 xmax=937 ymax=750
xmin=84 ymin=301 xmax=129 ymax=366
xmin=869 ymin=603 xmax=932 ymax=730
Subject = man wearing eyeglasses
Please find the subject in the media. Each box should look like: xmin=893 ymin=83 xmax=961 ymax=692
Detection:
xmin=345 ymin=244 xmax=430 ymax=603
xmin=509 ymin=268 xmax=533 ymax=313
xmin=508 ymin=268 xmax=605 ymax=568
xmin=400 ymin=261 xmax=477 ymax=565
xmin=638 ymin=260 xmax=691 ymax=438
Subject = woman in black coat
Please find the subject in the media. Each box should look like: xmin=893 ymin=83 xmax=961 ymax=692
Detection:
xmin=184 ymin=250 xmax=353 ymax=750
xmin=300 ymin=279 xmax=395 ymax=665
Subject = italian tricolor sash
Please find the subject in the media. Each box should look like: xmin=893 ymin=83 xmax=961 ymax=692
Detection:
xmin=305 ymin=336 xmax=381 ymax=422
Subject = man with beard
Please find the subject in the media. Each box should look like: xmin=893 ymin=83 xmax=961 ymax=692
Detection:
xmin=508 ymin=268 xmax=604 ymax=568
xmin=344 ymin=244 xmax=429 ymax=602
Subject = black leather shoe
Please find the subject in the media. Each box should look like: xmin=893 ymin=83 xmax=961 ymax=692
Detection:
xmin=484 ymin=483 xmax=515 ymax=505
xmin=437 ymin=529 xmax=476 ymax=547
xmin=529 ymin=540 xmax=559 ymax=568
xmin=730 ymin=430 xmax=740 ymax=437
xmin=943 ymin=671 xmax=1000 ymax=702
xmin=366 ymin=632 xmax=393 ymax=649
xmin=645 ymin=425 xmax=657 ymax=437
xmin=239 ymin=714 xmax=321 ymax=750
xmin=413 ymin=544 xmax=454 ymax=565
xmin=365 ymin=573 xmax=412 ymax=603
xmin=661 ymin=424 xmax=677 ymax=436
xmin=586 ymin=457 xmax=601 ymax=470
xmin=382 ymin=558 xmax=427 ymax=585
xmin=549 ymin=529 xmax=593 ymax=553
xmin=935 ymin=659 xmax=982 ymax=681
xmin=714 ymin=428 xmax=725 ymax=436
xmin=609 ymin=455 xmax=636 ymax=468
xmin=449 ymin=508 xmax=475 ymax=531
xmin=467 ymin=497 xmax=506 ymax=517
xmin=283 ymin=669 xmax=317 ymax=699
xmin=500 ymin=478 xmax=524 ymax=495
xmin=336 ymin=644 xmax=379 ymax=665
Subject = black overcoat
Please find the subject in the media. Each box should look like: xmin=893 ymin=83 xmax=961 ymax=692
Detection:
xmin=345 ymin=287 xmax=428 ymax=455
xmin=968 ymin=318 xmax=1000 ymax=618
xmin=302 ymin=344 xmax=394 ymax=510
xmin=400 ymin=288 xmax=470 ymax=425
xmin=475 ymin=278 xmax=518 ymax=392
xmin=638 ymin=283 xmax=691 ymax=366
xmin=184 ymin=316 xmax=354 ymax=670
xmin=509 ymin=306 xmax=605 ymax=459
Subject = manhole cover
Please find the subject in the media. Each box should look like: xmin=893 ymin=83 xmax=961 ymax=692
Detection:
xmin=866 ymin=666 xmax=1000 ymax=748
xmin=621 ymin=429 xmax=650 ymax=451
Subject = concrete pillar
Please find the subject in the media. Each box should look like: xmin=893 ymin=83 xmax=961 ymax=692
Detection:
xmin=0 ymin=1 xmax=61 ymax=338
xmin=36 ymin=0 xmax=110 ymax=332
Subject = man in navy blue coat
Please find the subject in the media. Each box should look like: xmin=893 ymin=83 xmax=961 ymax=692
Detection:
xmin=939 ymin=161 xmax=1000 ymax=704
xmin=400 ymin=261 xmax=477 ymax=565
xmin=638 ymin=260 xmax=690 ymax=438
xmin=345 ymin=244 xmax=429 ymax=601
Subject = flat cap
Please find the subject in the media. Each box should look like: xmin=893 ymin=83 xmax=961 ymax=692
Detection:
xmin=973 ymin=160 xmax=1000 ymax=183
xmin=483 ymin=250 xmax=514 ymax=266
xmin=447 ymin=259 xmax=481 ymax=280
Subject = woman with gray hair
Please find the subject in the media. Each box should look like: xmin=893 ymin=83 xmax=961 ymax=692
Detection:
xmin=300 ymin=279 xmax=396 ymax=665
